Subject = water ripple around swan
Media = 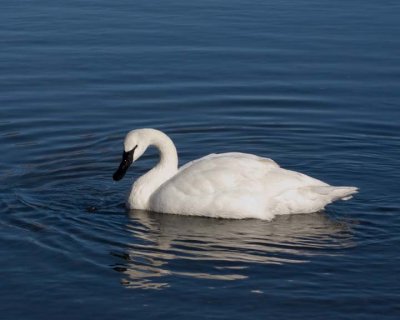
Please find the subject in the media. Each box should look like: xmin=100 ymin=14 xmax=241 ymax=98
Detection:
xmin=1 ymin=1 xmax=400 ymax=319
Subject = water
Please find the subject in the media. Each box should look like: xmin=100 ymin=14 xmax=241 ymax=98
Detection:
xmin=1 ymin=0 xmax=400 ymax=319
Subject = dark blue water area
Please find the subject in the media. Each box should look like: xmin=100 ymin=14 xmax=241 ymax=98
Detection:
xmin=1 ymin=0 xmax=400 ymax=319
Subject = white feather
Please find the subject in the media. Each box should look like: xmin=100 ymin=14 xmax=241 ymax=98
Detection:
xmin=117 ymin=128 xmax=358 ymax=220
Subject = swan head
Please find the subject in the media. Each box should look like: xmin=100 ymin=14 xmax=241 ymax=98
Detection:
xmin=113 ymin=129 xmax=149 ymax=181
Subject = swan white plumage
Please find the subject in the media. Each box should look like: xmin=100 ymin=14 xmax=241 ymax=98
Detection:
xmin=113 ymin=128 xmax=357 ymax=220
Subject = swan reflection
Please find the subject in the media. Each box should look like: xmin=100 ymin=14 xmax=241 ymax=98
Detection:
xmin=113 ymin=211 xmax=353 ymax=289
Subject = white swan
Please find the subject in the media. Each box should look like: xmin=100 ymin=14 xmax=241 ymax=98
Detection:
xmin=113 ymin=128 xmax=357 ymax=220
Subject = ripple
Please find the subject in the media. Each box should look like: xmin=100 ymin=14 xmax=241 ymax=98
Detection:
xmin=1 ymin=0 xmax=399 ymax=318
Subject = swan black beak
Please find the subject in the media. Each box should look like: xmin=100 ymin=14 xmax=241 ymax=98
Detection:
xmin=113 ymin=148 xmax=135 ymax=181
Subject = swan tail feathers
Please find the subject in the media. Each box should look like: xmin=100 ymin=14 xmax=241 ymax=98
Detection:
xmin=309 ymin=186 xmax=358 ymax=201
xmin=271 ymin=185 xmax=358 ymax=215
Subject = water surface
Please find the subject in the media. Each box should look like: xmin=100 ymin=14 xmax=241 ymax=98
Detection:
xmin=1 ymin=1 xmax=400 ymax=319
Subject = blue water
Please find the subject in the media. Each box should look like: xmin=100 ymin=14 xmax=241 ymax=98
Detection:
xmin=1 ymin=1 xmax=400 ymax=319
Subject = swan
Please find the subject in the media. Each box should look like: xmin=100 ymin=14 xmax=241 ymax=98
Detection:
xmin=113 ymin=128 xmax=357 ymax=220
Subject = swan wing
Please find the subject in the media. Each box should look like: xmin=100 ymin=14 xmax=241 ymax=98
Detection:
xmin=149 ymin=153 xmax=280 ymax=217
xmin=174 ymin=152 xmax=280 ymax=194
xmin=149 ymin=152 xmax=356 ymax=219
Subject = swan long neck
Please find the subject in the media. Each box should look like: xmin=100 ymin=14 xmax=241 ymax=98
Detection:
xmin=128 ymin=129 xmax=178 ymax=209
xmin=148 ymin=129 xmax=178 ymax=172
